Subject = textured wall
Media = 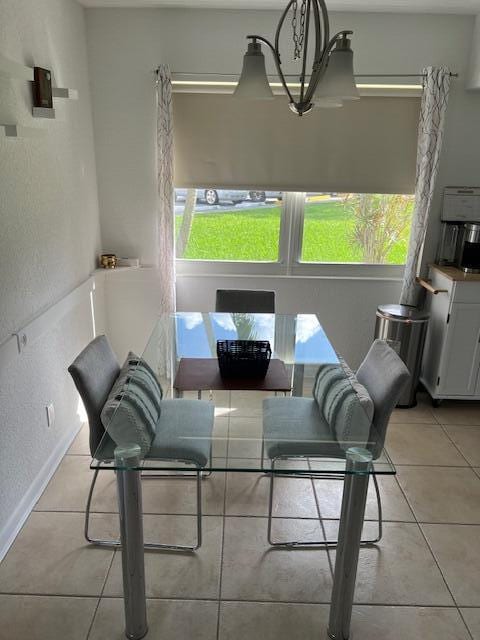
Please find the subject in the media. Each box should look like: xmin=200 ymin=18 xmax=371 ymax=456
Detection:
xmin=0 ymin=0 xmax=101 ymax=337
xmin=0 ymin=0 xmax=101 ymax=553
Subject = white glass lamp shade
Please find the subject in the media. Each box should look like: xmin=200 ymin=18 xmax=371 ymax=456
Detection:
xmin=314 ymin=40 xmax=360 ymax=102
xmin=234 ymin=41 xmax=274 ymax=100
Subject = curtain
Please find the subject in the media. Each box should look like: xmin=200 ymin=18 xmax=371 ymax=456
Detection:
xmin=156 ymin=64 xmax=175 ymax=377
xmin=399 ymin=67 xmax=451 ymax=306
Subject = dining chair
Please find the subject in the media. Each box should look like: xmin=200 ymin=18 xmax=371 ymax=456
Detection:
xmin=68 ymin=334 xmax=214 ymax=551
xmin=262 ymin=339 xmax=410 ymax=547
xmin=215 ymin=288 xmax=275 ymax=313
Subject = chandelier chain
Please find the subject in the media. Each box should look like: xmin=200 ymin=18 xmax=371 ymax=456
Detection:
xmin=291 ymin=0 xmax=299 ymax=59
xmin=291 ymin=0 xmax=307 ymax=60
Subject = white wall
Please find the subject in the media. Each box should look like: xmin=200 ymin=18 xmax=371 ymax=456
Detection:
xmin=85 ymin=8 xmax=480 ymax=365
xmin=467 ymin=14 xmax=480 ymax=89
xmin=94 ymin=267 xmax=164 ymax=362
xmin=0 ymin=0 xmax=101 ymax=557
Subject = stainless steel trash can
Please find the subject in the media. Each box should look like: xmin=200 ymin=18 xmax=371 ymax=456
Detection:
xmin=375 ymin=304 xmax=429 ymax=408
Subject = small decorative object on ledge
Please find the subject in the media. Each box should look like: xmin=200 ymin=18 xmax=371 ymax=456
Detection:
xmin=33 ymin=67 xmax=53 ymax=108
xmin=0 ymin=55 xmax=78 ymax=123
xmin=217 ymin=340 xmax=272 ymax=379
xmin=32 ymin=67 xmax=55 ymax=118
xmin=100 ymin=254 xmax=117 ymax=269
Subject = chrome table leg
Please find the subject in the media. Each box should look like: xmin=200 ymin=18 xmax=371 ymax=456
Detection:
xmin=328 ymin=448 xmax=372 ymax=640
xmin=115 ymin=445 xmax=148 ymax=640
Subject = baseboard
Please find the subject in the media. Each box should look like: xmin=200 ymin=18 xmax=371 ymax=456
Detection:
xmin=0 ymin=422 xmax=82 ymax=562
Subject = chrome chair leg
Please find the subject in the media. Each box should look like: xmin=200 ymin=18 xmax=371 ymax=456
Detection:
xmin=267 ymin=459 xmax=383 ymax=547
xmin=85 ymin=467 xmax=203 ymax=551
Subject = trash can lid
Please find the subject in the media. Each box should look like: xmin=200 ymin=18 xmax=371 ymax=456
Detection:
xmin=377 ymin=304 xmax=429 ymax=322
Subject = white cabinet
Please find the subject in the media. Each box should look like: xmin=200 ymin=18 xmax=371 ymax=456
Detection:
xmin=421 ymin=266 xmax=480 ymax=401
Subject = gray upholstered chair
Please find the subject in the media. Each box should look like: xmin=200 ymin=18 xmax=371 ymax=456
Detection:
xmin=68 ymin=335 xmax=214 ymax=551
xmin=262 ymin=339 xmax=410 ymax=547
xmin=215 ymin=289 xmax=275 ymax=313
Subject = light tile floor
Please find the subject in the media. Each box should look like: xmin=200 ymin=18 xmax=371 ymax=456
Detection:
xmin=1 ymin=391 xmax=480 ymax=639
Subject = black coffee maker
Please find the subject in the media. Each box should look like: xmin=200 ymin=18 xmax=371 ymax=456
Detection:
xmin=437 ymin=187 xmax=480 ymax=272
xmin=458 ymin=223 xmax=480 ymax=273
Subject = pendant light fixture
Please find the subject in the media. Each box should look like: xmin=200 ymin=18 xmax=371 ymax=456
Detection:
xmin=235 ymin=0 xmax=359 ymax=115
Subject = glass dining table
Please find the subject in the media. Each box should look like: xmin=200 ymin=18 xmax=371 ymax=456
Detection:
xmin=92 ymin=313 xmax=395 ymax=640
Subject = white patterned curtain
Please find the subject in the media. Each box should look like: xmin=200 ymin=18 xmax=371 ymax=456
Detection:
xmin=156 ymin=65 xmax=175 ymax=378
xmin=399 ymin=67 xmax=451 ymax=307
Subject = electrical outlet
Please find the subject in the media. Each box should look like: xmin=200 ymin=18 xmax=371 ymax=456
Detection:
xmin=46 ymin=403 xmax=55 ymax=428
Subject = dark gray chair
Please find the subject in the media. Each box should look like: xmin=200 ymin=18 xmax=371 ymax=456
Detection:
xmin=68 ymin=335 xmax=214 ymax=551
xmin=215 ymin=289 xmax=275 ymax=313
xmin=262 ymin=340 xmax=410 ymax=547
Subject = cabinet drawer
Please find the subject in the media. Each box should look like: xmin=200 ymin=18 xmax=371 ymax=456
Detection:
xmin=451 ymin=281 xmax=480 ymax=303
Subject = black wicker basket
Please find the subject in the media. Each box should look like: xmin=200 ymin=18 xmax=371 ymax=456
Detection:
xmin=217 ymin=340 xmax=272 ymax=378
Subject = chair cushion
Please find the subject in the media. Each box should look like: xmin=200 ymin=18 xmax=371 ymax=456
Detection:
xmin=149 ymin=399 xmax=214 ymax=467
xmin=339 ymin=358 xmax=374 ymax=421
xmin=263 ymin=397 xmax=343 ymax=459
xmin=100 ymin=352 xmax=163 ymax=455
xmin=313 ymin=363 xmax=372 ymax=448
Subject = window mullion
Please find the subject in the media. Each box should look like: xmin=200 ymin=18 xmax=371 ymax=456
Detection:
xmin=286 ymin=192 xmax=306 ymax=273
xmin=277 ymin=193 xmax=291 ymax=271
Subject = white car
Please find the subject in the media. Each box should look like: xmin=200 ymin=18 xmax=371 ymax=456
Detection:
xmin=175 ymin=188 xmax=248 ymax=206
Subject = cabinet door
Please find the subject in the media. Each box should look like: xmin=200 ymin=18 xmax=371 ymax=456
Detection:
xmin=437 ymin=304 xmax=480 ymax=396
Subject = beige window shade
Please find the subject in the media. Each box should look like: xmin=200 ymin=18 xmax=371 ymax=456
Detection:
xmin=173 ymin=93 xmax=420 ymax=194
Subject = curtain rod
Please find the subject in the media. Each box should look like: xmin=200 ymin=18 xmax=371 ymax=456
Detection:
xmin=161 ymin=70 xmax=458 ymax=78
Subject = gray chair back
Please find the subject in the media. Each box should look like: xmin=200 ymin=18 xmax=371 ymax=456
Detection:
xmin=356 ymin=339 xmax=410 ymax=458
xmin=215 ymin=289 xmax=275 ymax=313
xmin=68 ymin=335 xmax=120 ymax=456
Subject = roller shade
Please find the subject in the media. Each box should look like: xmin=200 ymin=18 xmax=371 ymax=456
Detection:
xmin=173 ymin=93 xmax=420 ymax=194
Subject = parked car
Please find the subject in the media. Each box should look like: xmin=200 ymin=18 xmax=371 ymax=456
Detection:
xmin=175 ymin=188 xmax=248 ymax=206
xmin=247 ymin=191 xmax=284 ymax=203
xmin=265 ymin=191 xmax=283 ymax=201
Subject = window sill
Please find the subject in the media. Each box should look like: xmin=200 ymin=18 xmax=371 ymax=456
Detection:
xmin=176 ymin=259 xmax=405 ymax=281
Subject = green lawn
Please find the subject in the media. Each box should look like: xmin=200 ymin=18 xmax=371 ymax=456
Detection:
xmin=175 ymin=200 xmax=412 ymax=264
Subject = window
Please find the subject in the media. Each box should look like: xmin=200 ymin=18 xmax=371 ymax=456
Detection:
xmin=175 ymin=188 xmax=414 ymax=271
xmin=175 ymin=188 xmax=284 ymax=262
xmin=173 ymin=93 xmax=419 ymax=275
xmin=300 ymin=193 xmax=415 ymax=265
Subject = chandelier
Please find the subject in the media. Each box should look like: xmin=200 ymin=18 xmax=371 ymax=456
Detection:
xmin=235 ymin=0 xmax=359 ymax=116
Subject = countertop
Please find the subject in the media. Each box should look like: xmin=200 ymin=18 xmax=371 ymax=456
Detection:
xmin=429 ymin=264 xmax=480 ymax=282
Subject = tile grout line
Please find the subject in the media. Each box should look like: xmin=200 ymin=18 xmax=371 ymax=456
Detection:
xmin=437 ymin=423 xmax=477 ymax=469
xmin=1 ymin=591 xmax=479 ymax=609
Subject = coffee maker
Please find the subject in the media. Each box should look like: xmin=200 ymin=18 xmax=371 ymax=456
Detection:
xmin=437 ymin=187 xmax=480 ymax=273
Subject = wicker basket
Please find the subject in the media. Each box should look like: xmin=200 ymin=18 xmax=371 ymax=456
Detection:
xmin=217 ymin=340 xmax=272 ymax=378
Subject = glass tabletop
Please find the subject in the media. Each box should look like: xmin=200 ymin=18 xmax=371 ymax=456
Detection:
xmin=92 ymin=313 xmax=395 ymax=476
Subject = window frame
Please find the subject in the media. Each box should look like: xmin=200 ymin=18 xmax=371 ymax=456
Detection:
xmin=175 ymin=190 xmax=407 ymax=280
